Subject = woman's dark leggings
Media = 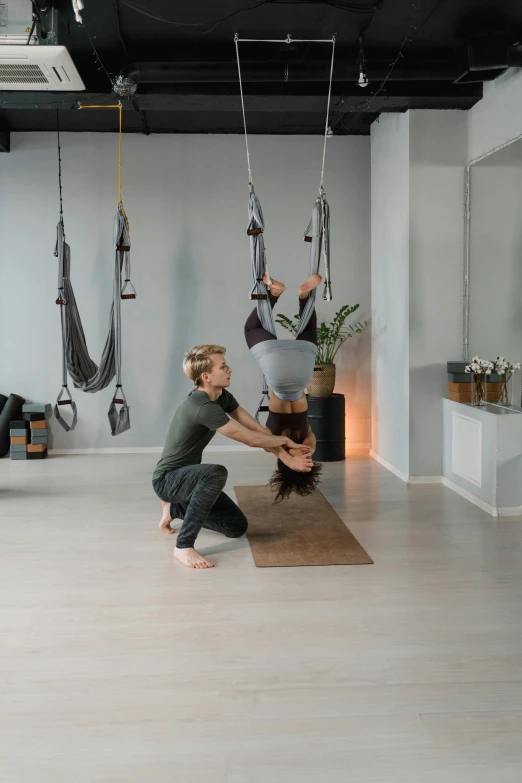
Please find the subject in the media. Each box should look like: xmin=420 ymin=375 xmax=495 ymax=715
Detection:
xmin=244 ymin=293 xmax=318 ymax=349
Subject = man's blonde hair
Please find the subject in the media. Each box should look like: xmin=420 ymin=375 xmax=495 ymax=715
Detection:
xmin=182 ymin=345 xmax=227 ymax=387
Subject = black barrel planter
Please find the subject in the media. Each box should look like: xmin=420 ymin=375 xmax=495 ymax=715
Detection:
xmin=307 ymin=393 xmax=345 ymax=462
xmin=0 ymin=394 xmax=25 ymax=457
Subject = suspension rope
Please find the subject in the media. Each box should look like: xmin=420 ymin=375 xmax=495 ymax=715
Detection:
xmin=234 ymin=34 xmax=253 ymax=190
xmin=56 ymin=110 xmax=64 ymax=224
xmin=235 ymin=35 xmax=335 ymax=43
xmin=77 ymin=103 xmax=124 ymax=204
xmin=320 ymin=35 xmax=336 ymax=192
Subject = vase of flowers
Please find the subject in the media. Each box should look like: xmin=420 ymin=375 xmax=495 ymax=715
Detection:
xmin=465 ymin=356 xmax=494 ymax=406
xmin=275 ymin=304 xmax=367 ymax=398
xmin=494 ymin=357 xmax=521 ymax=407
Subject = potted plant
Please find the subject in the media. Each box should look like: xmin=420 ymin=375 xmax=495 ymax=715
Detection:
xmin=275 ymin=304 xmax=367 ymax=398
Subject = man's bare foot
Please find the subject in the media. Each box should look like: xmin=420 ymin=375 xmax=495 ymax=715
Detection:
xmin=174 ymin=547 xmax=214 ymax=569
xmin=263 ymin=273 xmax=285 ymax=297
xmin=299 ymin=273 xmax=322 ymax=298
xmin=159 ymin=501 xmax=175 ymax=535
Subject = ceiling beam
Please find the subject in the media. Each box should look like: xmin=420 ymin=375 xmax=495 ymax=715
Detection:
xmin=0 ymin=81 xmax=482 ymax=112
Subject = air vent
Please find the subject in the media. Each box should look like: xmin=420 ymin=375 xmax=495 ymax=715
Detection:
xmin=0 ymin=45 xmax=85 ymax=90
xmin=0 ymin=63 xmax=47 ymax=83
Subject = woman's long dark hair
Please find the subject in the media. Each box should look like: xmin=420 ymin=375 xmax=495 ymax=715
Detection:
xmin=268 ymin=459 xmax=323 ymax=504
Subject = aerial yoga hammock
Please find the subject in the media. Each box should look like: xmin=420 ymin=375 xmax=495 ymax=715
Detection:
xmin=234 ymin=33 xmax=335 ymax=421
xmin=53 ymin=103 xmax=136 ymax=436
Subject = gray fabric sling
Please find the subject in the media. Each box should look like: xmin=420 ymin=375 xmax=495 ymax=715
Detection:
xmin=298 ymin=192 xmax=331 ymax=335
xmin=54 ymin=208 xmax=135 ymax=435
xmin=248 ymin=191 xmax=277 ymax=336
xmin=250 ymin=339 xmax=318 ymax=401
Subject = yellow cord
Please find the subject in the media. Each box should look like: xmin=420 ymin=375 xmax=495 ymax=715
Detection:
xmin=77 ymin=102 xmax=124 ymax=207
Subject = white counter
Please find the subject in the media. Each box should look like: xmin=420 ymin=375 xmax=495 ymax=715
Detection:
xmin=443 ymin=399 xmax=522 ymax=516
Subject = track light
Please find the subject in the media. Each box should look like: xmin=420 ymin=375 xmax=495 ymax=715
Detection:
xmin=356 ymin=35 xmax=369 ymax=88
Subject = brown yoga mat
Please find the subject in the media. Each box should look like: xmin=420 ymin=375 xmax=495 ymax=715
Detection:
xmin=234 ymin=485 xmax=373 ymax=568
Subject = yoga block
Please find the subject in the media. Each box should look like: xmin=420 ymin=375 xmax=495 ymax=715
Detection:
xmin=447 ymin=361 xmax=468 ymax=373
xmin=27 ymin=450 xmax=48 ymax=460
xmin=10 ymin=444 xmax=27 ymax=452
xmin=10 ymin=429 xmax=28 ymax=437
xmin=30 ymin=428 xmax=48 ymax=438
xmin=10 ymin=451 xmax=28 ymax=460
xmin=10 ymin=436 xmax=28 ymax=445
xmin=22 ymin=403 xmax=51 ymax=414
xmin=28 ymin=443 xmax=47 ymax=453
xmin=30 ymin=420 xmax=47 ymax=430
xmin=447 ymin=380 xmax=501 ymax=393
xmin=30 ymin=437 xmax=48 ymax=445
xmin=448 ymin=372 xmax=502 ymax=383
xmin=23 ymin=413 xmax=46 ymax=422
xmin=10 ymin=420 xmax=28 ymax=430
xmin=447 ymin=391 xmax=499 ymax=403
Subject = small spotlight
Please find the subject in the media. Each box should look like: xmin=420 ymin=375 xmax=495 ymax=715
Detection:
xmin=356 ymin=35 xmax=369 ymax=88
xmin=358 ymin=70 xmax=369 ymax=88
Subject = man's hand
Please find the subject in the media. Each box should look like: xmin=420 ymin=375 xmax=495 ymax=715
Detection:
xmin=279 ymin=436 xmax=308 ymax=451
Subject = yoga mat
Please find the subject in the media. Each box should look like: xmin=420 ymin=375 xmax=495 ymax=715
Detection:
xmin=0 ymin=394 xmax=7 ymax=416
xmin=234 ymin=485 xmax=373 ymax=568
xmin=0 ymin=394 xmax=25 ymax=457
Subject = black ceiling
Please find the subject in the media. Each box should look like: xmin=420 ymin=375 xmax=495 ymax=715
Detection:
xmin=1 ymin=0 xmax=522 ymax=137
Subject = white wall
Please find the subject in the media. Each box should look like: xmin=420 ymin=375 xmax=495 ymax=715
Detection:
xmin=409 ymin=110 xmax=467 ymax=476
xmin=0 ymin=133 xmax=371 ymax=450
xmin=371 ymin=113 xmax=410 ymax=478
xmin=468 ymin=68 xmax=522 ymax=161
xmin=371 ymin=110 xmax=467 ymax=479
xmin=469 ymin=142 xmax=522 ymax=404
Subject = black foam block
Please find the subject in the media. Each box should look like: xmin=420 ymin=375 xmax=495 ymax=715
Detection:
xmin=27 ymin=450 xmax=48 ymax=460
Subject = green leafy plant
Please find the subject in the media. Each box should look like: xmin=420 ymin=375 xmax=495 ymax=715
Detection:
xmin=275 ymin=304 xmax=367 ymax=365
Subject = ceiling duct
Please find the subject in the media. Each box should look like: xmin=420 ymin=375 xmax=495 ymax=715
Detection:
xmin=454 ymin=33 xmax=521 ymax=84
xmin=113 ymin=41 xmax=522 ymax=97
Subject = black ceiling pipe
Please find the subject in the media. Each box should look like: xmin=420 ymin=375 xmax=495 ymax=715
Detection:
xmin=113 ymin=60 xmax=459 ymax=96
xmin=113 ymin=44 xmax=522 ymax=96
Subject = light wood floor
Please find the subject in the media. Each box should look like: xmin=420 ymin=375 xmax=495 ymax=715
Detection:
xmin=1 ymin=450 xmax=522 ymax=782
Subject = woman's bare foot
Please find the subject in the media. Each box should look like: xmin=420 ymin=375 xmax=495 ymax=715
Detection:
xmin=299 ymin=273 xmax=322 ymax=298
xmin=159 ymin=501 xmax=175 ymax=535
xmin=263 ymin=273 xmax=285 ymax=297
xmin=174 ymin=547 xmax=214 ymax=569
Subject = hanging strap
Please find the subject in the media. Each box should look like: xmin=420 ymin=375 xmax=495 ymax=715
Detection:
xmin=235 ymin=34 xmax=335 ymax=319
xmin=55 ymin=103 xmax=135 ymax=435
xmin=255 ymin=375 xmax=270 ymax=423
xmin=54 ymin=113 xmax=78 ymax=432
xmin=108 ymin=206 xmax=132 ymax=436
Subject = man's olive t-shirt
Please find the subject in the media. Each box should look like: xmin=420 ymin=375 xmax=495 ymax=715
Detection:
xmin=153 ymin=389 xmax=239 ymax=480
